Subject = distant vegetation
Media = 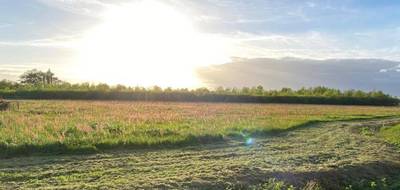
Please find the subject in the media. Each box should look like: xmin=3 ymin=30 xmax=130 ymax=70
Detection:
xmin=0 ymin=69 xmax=398 ymax=106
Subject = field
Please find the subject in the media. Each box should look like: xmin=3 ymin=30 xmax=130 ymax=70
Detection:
xmin=1 ymin=101 xmax=400 ymax=189
xmin=379 ymin=124 xmax=400 ymax=147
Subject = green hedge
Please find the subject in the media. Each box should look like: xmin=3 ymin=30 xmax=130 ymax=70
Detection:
xmin=0 ymin=89 xmax=398 ymax=106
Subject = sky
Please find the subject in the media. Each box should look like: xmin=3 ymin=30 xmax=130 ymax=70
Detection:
xmin=1 ymin=0 xmax=400 ymax=89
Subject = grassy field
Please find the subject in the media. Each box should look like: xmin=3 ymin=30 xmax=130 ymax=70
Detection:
xmin=1 ymin=118 xmax=400 ymax=189
xmin=1 ymin=101 xmax=400 ymax=189
xmin=380 ymin=124 xmax=400 ymax=147
xmin=1 ymin=100 xmax=400 ymax=157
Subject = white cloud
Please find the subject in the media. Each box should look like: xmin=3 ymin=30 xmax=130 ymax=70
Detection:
xmin=194 ymin=15 xmax=221 ymax=22
xmin=234 ymin=19 xmax=270 ymax=24
xmin=222 ymin=31 xmax=337 ymax=58
xmin=36 ymin=0 xmax=113 ymax=17
xmin=0 ymin=62 xmax=56 ymax=80
xmin=217 ymin=31 xmax=400 ymax=61
xmin=380 ymin=64 xmax=400 ymax=73
xmin=0 ymin=35 xmax=82 ymax=48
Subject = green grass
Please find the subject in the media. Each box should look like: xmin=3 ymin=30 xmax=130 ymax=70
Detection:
xmin=1 ymin=101 xmax=399 ymax=189
xmin=1 ymin=100 xmax=400 ymax=157
xmin=380 ymin=124 xmax=400 ymax=147
xmin=1 ymin=118 xmax=400 ymax=189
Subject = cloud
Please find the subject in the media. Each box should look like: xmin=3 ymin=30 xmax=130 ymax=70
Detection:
xmin=234 ymin=19 xmax=271 ymax=24
xmin=197 ymin=57 xmax=400 ymax=95
xmin=221 ymin=31 xmax=338 ymax=59
xmin=379 ymin=64 xmax=400 ymax=73
xmin=0 ymin=62 xmax=54 ymax=80
xmin=36 ymin=0 xmax=113 ymax=17
xmin=217 ymin=30 xmax=400 ymax=61
xmin=4 ymin=0 xmax=400 ymax=74
xmin=0 ymin=35 xmax=82 ymax=48
xmin=194 ymin=15 xmax=221 ymax=22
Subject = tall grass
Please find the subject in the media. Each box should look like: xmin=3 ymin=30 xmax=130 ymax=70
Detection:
xmin=0 ymin=101 xmax=399 ymax=157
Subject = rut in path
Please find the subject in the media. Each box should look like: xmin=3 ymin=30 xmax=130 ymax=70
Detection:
xmin=1 ymin=118 xmax=400 ymax=189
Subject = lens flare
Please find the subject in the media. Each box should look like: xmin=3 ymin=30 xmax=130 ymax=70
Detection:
xmin=245 ymin=138 xmax=254 ymax=146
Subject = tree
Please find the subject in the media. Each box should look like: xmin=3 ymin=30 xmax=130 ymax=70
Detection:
xmin=195 ymin=87 xmax=210 ymax=95
xmin=280 ymin=87 xmax=293 ymax=95
xmin=19 ymin=69 xmax=59 ymax=86
xmin=19 ymin=69 xmax=44 ymax=85
xmin=255 ymin=85 xmax=264 ymax=95
xmin=0 ymin=80 xmax=18 ymax=89
xmin=241 ymin=87 xmax=250 ymax=94
xmin=216 ymin=86 xmax=225 ymax=94
xmin=96 ymin=83 xmax=110 ymax=91
xmin=115 ymin=84 xmax=127 ymax=91
xmin=151 ymin=86 xmax=162 ymax=92
xmin=44 ymin=69 xmax=54 ymax=85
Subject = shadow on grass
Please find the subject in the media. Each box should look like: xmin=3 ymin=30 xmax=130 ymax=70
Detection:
xmin=2 ymin=155 xmax=399 ymax=189
xmin=231 ymin=115 xmax=400 ymax=139
xmin=192 ymin=161 xmax=400 ymax=190
xmin=0 ymin=134 xmax=226 ymax=159
xmin=1 ymin=115 xmax=399 ymax=159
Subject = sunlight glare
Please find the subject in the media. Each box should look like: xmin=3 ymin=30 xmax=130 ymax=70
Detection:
xmin=75 ymin=0 xmax=230 ymax=88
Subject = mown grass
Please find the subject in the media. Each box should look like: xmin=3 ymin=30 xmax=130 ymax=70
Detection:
xmin=1 ymin=118 xmax=400 ymax=189
xmin=248 ymin=177 xmax=400 ymax=190
xmin=1 ymin=100 xmax=400 ymax=157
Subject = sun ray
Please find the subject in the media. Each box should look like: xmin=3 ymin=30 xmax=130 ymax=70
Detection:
xmin=73 ymin=0 xmax=230 ymax=88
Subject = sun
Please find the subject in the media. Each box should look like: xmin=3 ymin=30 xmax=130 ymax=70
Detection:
xmin=75 ymin=0 xmax=230 ymax=88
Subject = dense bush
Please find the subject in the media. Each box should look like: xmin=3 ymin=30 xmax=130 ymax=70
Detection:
xmin=0 ymin=84 xmax=398 ymax=106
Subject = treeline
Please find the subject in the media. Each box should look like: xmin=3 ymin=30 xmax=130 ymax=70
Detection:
xmin=0 ymin=81 xmax=398 ymax=106
xmin=0 ymin=69 xmax=398 ymax=106
xmin=0 ymin=78 xmax=393 ymax=98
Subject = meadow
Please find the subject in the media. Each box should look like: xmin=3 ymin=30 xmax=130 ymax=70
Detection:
xmin=1 ymin=100 xmax=400 ymax=158
xmin=1 ymin=101 xmax=400 ymax=189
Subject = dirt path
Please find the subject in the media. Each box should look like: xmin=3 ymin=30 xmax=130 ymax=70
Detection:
xmin=1 ymin=118 xmax=400 ymax=189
